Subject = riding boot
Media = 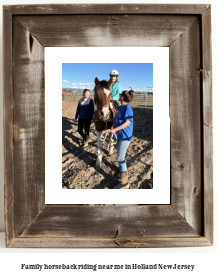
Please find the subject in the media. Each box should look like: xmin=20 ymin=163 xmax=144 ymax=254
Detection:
xmin=82 ymin=134 xmax=89 ymax=147
xmin=114 ymin=172 xmax=129 ymax=189
xmin=81 ymin=134 xmax=85 ymax=146
xmin=85 ymin=134 xmax=89 ymax=143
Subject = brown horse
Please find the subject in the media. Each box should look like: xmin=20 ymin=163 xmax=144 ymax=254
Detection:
xmin=93 ymin=77 xmax=116 ymax=169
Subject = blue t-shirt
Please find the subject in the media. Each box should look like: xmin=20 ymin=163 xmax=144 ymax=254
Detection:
xmin=113 ymin=104 xmax=133 ymax=141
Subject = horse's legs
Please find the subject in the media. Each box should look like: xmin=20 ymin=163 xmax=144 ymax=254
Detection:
xmin=95 ymin=130 xmax=102 ymax=168
xmin=108 ymin=146 xmax=114 ymax=155
xmin=108 ymin=133 xmax=114 ymax=155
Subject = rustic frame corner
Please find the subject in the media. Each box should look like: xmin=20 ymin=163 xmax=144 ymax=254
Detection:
xmin=3 ymin=4 xmax=213 ymax=248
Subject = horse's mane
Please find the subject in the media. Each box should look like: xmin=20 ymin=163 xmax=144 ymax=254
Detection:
xmin=93 ymin=80 xmax=110 ymax=92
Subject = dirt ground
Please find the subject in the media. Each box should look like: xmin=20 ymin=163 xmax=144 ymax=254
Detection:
xmin=62 ymin=98 xmax=153 ymax=189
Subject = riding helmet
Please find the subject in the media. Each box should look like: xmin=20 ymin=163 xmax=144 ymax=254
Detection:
xmin=109 ymin=69 xmax=119 ymax=77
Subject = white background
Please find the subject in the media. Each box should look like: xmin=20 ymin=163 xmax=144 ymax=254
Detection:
xmin=0 ymin=0 xmax=216 ymax=276
xmin=45 ymin=47 xmax=170 ymax=204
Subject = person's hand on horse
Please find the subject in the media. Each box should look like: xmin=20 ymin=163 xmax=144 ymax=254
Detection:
xmin=73 ymin=118 xmax=77 ymax=122
xmin=110 ymin=128 xmax=117 ymax=134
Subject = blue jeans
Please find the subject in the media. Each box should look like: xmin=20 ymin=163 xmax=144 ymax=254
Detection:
xmin=116 ymin=140 xmax=131 ymax=174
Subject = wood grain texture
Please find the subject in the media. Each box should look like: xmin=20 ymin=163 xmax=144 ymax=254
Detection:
xmin=3 ymin=4 xmax=213 ymax=248
xmin=204 ymin=125 xmax=213 ymax=243
xmin=202 ymin=6 xmax=212 ymax=129
xmin=12 ymin=17 xmax=45 ymax=237
xmin=4 ymin=4 xmax=207 ymax=15
xmin=170 ymin=17 xmax=202 ymax=234
xmin=16 ymin=15 xmax=197 ymax=47
xmin=20 ymin=205 xmax=199 ymax=238
xmin=201 ymin=6 xmax=213 ymax=244
xmin=3 ymin=7 xmax=14 ymax=247
xmin=7 ymin=237 xmax=212 ymax=248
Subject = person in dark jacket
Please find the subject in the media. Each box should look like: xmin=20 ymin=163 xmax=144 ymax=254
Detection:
xmin=74 ymin=89 xmax=94 ymax=147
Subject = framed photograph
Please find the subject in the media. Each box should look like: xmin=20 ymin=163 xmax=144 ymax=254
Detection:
xmin=3 ymin=4 xmax=213 ymax=247
xmin=45 ymin=47 xmax=170 ymax=204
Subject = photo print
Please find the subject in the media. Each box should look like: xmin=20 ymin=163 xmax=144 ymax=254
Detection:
xmin=45 ymin=47 xmax=170 ymax=204
xmin=62 ymin=63 xmax=153 ymax=190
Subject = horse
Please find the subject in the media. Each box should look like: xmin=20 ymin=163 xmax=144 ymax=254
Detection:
xmin=93 ymin=77 xmax=116 ymax=169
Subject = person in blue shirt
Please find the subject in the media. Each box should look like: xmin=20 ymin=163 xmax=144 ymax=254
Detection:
xmin=74 ymin=89 xmax=94 ymax=147
xmin=110 ymin=89 xmax=135 ymax=189
xmin=109 ymin=69 xmax=121 ymax=109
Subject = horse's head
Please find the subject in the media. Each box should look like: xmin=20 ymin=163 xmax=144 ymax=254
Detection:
xmin=94 ymin=77 xmax=112 ymax=121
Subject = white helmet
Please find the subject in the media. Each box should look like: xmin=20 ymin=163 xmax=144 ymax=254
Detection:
xmin=109 ymin=69 xmax=119 ymax=77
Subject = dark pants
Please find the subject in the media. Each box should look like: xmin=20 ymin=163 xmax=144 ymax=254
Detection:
xmin=78 ymin=118 xmax=91 ymax=142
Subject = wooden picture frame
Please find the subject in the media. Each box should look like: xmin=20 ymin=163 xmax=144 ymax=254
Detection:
xmin=3 ymin=4 xmax=213 ymax=248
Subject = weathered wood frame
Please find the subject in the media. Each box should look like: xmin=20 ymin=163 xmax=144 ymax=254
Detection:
xmin=3 ymin=4 xmax=212 ymax=248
